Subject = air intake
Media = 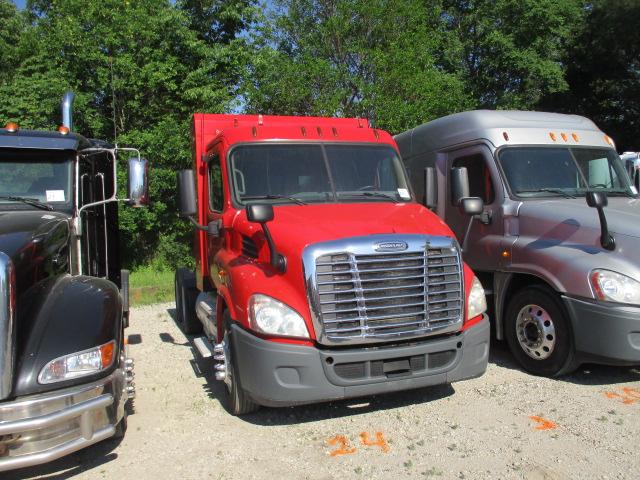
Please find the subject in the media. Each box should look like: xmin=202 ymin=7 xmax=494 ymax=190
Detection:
xmin=61 ymin=91 xmax=75 ymax=131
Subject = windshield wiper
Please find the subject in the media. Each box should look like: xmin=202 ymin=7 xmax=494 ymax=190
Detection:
xmin=338 ymin=191 xmax=400 ymax=202
xmin=515 ymin=188 xmax=576 ymax=199
xmin=242 ymin=194 xmax=307 ymax=206
xmin=0 ymin=196 xmax=54 ymax=211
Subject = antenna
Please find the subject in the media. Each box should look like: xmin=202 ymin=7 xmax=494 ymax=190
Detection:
xmin=110 ymin=56 xmax=118 ymax=146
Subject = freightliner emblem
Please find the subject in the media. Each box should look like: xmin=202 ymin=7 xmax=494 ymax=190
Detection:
xmin=374 ymin=241 xmax=408 ymax=252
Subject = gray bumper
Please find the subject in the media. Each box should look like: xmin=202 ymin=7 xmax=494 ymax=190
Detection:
xmin=232 ymin=314 xmax=489 ymax=407
xmin=563 ymin=296 xmax=640 ymax=365
xmin=0 ymin=369 xmax=126 ymax=472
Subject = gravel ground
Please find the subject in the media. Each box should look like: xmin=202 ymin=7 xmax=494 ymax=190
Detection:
xmin=7 ymin=302 xmax=640 ymax=480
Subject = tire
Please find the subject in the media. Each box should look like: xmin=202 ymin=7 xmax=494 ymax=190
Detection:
xmin=505 ymin=285 xmax=577 ymax=377
xmin=222 ymin=311 xmax=259 ymax=415
xmin=174 ymin=268 xmax=202 ymax=334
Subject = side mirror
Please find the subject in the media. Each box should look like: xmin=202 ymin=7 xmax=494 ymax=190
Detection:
xmin=586 ymin=191 xmax=615 ymax=250
xmin=246 ymin=203 xmax=274 ymax=224
xmin=451 ymin=167 xmax=470 ymax=206
xmin=424 ymin=167 xmax=437 ymax=210
xmin=177 ymin=169 xmax=197 ymax=218
xmin=586 ymin=191 xmax=608 ymax=208
xmin=459 ymin=197 xmax=484 ymax=215
xmin=245 ymin=203 xmax=285 ymax=273
xmin=127 ymin=157 xmax=149 ymax=207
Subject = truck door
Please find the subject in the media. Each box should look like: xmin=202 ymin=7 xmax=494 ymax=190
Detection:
xmin=206 ymin=149 xmax=225 ymax=289
xmin=443 ymin=145 xmax=504 ymax=272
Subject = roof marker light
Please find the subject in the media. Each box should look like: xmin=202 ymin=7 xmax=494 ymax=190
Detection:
xmin=301 ymin=126 xmax=307 ymax=137
xmin=252 ymin=126 xmax=257 ymax=137
xmin=317 ymin=126 xmax=323 ymax=137
xmin=604 ymin=135 xmax=615 ymax=147
xmin=549 ymin=132 xmax=557 ymax=141
xmin=503 ymin=131 xmax=509 ymax=141
xmin=258 ymin=114 xmax=263 ymax=126
xmin=373 ymin=129 xmax=379 ymax=139
xmin=4 ymin=122 xmax=18 ymax=132
xmin=58 ymin=125 xmax=69 ymax=135
xmin=332 ymin=127 xmax=338 ymax=137
xmin=561 ymin=133 xmax=568 ymax=142
xmin=572 ymin=133 xmax=579 ymax=142
xmin=233 ymin=118 xmax=238 ymax=127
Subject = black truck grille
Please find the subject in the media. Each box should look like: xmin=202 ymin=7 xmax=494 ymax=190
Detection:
xmin=313 ymin=243 xmax=463 ymax=343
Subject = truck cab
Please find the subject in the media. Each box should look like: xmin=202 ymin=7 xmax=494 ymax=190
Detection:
xmin=175 ymin=114 xmax=490 ymax=414
xmin=0 ymin=93 xmax=148 ymax=471
xmin=396 ymin=110 xmax=640 ymax=376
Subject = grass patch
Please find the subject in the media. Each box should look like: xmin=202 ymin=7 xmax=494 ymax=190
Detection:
xmin=129 ymin=267 xmax=175 ymax=306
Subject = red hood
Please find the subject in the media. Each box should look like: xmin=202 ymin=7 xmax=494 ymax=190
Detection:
xmin=232 ymin=202 xmax=456 ymax=254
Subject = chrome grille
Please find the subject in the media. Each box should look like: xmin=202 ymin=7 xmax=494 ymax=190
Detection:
xmin=304 ymin=235 xmax=464 ymax=345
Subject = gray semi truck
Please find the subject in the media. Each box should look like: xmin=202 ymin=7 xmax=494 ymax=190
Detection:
xmin=396 ymin=110 xmax=640 ymax=376
xmin=0 ymin=93 xmax=148 ymax=470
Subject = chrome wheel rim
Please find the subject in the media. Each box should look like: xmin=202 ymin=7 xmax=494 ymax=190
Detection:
xmin=221 ymin=334 xmax=233 ymax=391
xmin=516 ymin=304 xmax=556 ymax=360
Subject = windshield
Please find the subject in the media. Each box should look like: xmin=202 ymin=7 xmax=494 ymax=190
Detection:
xmin=230 ymin=143 xmax=411 ymax=204
xmin=498 ymin=147 xmax=637 ymax=198
xmin=0 ymin=149 xmax=73 ymax=206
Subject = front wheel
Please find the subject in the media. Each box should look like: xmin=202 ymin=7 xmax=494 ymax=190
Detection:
xmin=505 ymin=285 xmax=577 ymax=377
xmin=221 ymin=312 xmax=259 ymax=415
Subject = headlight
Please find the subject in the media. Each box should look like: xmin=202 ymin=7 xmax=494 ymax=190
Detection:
xmin=39 ymin=340 xmax=116 ymax=384
xmin=590 ymin=269 xmax=640 ymax=305
xmin=248 ymin=294 xmax=309 ymax=338
xmin=467 ymin=276 xmax=487 ymax=320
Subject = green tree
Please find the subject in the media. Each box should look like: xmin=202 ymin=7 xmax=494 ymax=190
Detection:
xmin=442 ymin=0 xmax=583 ymax=109
xmin=0 ymin=0 xmax=253 ymax=268
xmin=0 ymin=0 xmax=25 ymax=88
xmin=245 ymin=0 xmax=471 ymax=134
xmin=543 ymin=0 xmax=640 ymax=151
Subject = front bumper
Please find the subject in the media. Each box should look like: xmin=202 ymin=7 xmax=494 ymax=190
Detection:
xmin=0 ymin=369 xmax=127 ymax=472
xmin=232 ymin=314 xmax=489 ymax=407
xmin=563 ymin=296 xmax=640 ymax=365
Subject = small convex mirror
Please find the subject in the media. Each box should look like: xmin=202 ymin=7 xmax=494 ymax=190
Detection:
xmin=127 ymin=157 xmax=149 ymax=207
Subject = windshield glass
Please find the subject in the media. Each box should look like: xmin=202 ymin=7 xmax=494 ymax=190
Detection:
xmin=230 ymin=144 xmax=411 ymax=204
xmin=0 ymin=149 xmax=73 ymax=206
xmin=498 ymin=147 xmax=637 ymax=198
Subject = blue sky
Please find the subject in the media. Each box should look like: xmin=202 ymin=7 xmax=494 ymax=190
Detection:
xmin=12 ymin=0 xmax=25 ymax=8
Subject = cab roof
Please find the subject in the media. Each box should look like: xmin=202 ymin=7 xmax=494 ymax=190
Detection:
xmin=395 ymin=110 xmax=612 ymax=158
xmin=0 ymin=128 xmax=93 ymax=151
xmin=193 ymin=113 xmax=396 ymax=156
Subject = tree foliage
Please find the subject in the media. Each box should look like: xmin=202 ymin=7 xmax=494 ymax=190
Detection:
xmin=542 ymin=0 xmax=640 ymax=151
xmin=0 ymin=0 xmax=637 ymax=269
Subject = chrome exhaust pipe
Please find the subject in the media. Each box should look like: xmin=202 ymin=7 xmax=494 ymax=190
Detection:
xmin=61 ymin=91 xmax=75 ymax=131
xmin=0 ymin=253 xmax=15 ymax=400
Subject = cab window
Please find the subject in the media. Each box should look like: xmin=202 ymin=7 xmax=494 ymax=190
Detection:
xmin=209 ymin=156 xmax=223 ymax=212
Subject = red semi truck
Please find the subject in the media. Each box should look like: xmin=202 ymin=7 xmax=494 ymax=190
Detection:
xmin=175 ymin=114 xmax=489 ymax=414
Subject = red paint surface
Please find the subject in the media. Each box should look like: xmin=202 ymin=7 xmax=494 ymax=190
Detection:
xmin=190 ymin=113 xmax=480 ymax=341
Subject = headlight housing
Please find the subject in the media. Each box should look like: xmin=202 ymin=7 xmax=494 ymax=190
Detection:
xmin=39 ymin=340 xmax=116 ymax=384
xmin=590 ymin=269 xmax=640 ymax=305
xmin=467 ymin=276 xmax=487 ymax=320
xmin=248 ymin=294 xmax=309 ymax=338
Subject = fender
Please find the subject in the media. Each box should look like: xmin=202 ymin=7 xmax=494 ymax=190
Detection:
xmin=13 ymin=274 xmax=123 ymax=397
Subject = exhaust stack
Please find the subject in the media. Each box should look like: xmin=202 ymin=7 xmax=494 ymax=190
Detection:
xmin=61 ymin=91 xmax=75 ymax=131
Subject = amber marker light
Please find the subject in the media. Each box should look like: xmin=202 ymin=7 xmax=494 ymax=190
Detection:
xmin=4 ymin=122 xmax=18 ymax=132
xmin=572 ymin=133 xmax=579 ymax=142
xmin=561 ymin=133 xmax=568 ymax=142
xmin=57 ymin=125 xmax=69 ymax=135
xmin=604 ymin=135 xmax=615 ymax=147
xmin=503 ymin=131 xmax=509 ymax=141
xmin=100 ymin=341 xmax=115 ymax=369
xmin=549 ymin=132 xmax=557 ymax=141
xmin=501 ymin=249 xmax=510 ymax=259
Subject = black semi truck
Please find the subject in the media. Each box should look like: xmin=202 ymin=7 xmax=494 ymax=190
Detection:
xmin=0 ymin=92 xmax=148 ymax=471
